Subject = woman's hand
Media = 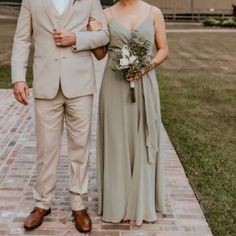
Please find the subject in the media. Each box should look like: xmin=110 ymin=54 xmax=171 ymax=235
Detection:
xmin=87 ymin=17 xmax=102 ymax=31
xmin=127 ymin=62 xmax=157 ymax=81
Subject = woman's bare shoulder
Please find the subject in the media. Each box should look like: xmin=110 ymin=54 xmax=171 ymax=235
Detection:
xmin=103 ymin=6 xmax=115 ymax=23
xmin=139 ymin=1 xmax=164 ymax=20
xmin=150 ymin=6 xmax=164 ymax=21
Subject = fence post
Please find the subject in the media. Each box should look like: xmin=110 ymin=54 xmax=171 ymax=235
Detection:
xmin=191 ymin=0 xmax=194 ymax=21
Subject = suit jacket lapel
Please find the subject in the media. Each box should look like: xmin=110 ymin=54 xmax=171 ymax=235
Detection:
xmin=62 ymin=0 xmax=75 ymax=28
xmin=42 ymin=0 xmax=75 ymax=29
xmin=42 ymin=0 xmax=58 ymax=28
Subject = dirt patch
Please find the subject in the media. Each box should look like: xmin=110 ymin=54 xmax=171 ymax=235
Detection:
xmin=159 ymin=31 xmax=236 ymax=78
xmin=0 ymin=5 xmax=20 ymax=17
xmin=0 ymin=20 xmax=17 ymax=66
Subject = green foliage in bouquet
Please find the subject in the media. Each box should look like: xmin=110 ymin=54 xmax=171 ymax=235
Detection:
xmin=112 ymin=31 xmax=151 ymax=78
xmin=111 ymin=31 xmax=151 ymax=103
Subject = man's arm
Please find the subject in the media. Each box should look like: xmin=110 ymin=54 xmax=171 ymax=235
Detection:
xmin=87 ymin=17 xmax=107 ymax=60
xmin=72 ymin=0 xmax=109 ymax=52
xmin=11 ymin=0 xmax=32 ymax=105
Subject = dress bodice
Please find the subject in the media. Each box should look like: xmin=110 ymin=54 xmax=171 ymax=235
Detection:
xmin=107 ymin=17 xmax=155 ymax=59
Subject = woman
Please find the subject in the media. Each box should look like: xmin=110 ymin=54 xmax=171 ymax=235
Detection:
xmin=88 ymin=0 xmax=168 ymax=225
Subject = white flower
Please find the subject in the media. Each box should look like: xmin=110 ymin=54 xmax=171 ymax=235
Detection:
xmin=119 ymin=58 xmax=130 ymax=69
xmin=121 ymin=45 xmax=130 ymax=58
xmin=129 ymin=55 xmax=138 ymax=64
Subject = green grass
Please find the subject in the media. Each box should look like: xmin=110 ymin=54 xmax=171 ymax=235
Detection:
xmin=158 ymin=71 xmax=236 ymax=236
xmin=0 ymin=65 xmax=33 ymax=88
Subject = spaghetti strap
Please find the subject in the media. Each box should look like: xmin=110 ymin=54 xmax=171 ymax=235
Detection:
xmin=105 ymin=7 xmax=113 ymax=24
xmin=109 ymin=7 xmax=113 ymax=20
xmin=149 ymin=5 xmax=153 ymax=16
xmin=149 ymin=5 xmax=155 ymax=27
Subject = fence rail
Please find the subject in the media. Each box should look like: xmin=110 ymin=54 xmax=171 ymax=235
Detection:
xmin=163 ymin=9 xmax=233 ymax=21
xmin=0 ymin=1 xmax=234 ymax=21
xmin=0 ymin=2 xmax=20 ymax=6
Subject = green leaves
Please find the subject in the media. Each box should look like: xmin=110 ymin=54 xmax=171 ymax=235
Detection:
xmin=112 ymin=32 xmax=151 ymax=76
xmin=203 ymin=17 xmax=236 ymax=28
xmin=73 ymin=0 xmax=79 ymax=5
xmin=110 ymin=32 xmax=151 ymax=103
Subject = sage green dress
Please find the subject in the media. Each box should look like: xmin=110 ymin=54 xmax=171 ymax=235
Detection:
xmin=97 ymin=17 xmax=166 ymax=225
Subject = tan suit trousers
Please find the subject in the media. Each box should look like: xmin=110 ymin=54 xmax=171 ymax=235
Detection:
xmin=33 ymin=87 xmax=93 ymax=211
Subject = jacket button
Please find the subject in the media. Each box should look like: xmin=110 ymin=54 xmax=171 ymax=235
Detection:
xmin=54 ymin=59 xmax=59 ymax=62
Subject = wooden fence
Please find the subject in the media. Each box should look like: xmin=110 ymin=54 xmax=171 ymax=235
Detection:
xmin=145 ymin=0 xmax=236 ymax=20
xmin=146 ymin=0 xmax=236 ymax=11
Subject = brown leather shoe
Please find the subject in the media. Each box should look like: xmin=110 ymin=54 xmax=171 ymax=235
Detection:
xmin=73 ymin=209 xmax=92 ymax=233
xmin=24 ymin=207 xmax=51 ymax=230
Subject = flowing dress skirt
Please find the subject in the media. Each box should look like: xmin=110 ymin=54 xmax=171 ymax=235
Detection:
xmin=97 ymin=66 xmax=165 ymax=225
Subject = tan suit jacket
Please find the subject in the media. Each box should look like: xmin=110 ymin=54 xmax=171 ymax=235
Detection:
xmin=11 ymin=0 xmax=109 ymax=99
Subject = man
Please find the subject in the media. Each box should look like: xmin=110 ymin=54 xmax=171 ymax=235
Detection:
xmin=11 ymin=0 xmax=109 ymax=233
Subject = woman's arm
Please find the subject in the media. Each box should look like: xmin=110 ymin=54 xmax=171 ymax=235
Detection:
xmin=87 ymin=8 xmax=113 ymax=60
xmin=92 ymin=47 xmax=107 ymax=60
xmin=87 ymin=17 xmax=107 ymax=60
xmin=151 ymin=7 xmax=168 ymax=66
xmin=127 ymin=7 xmax=168 ymax=81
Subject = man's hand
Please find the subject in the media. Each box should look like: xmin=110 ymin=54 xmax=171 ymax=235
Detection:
xmin=13 ymin=81 xmax=30 ymax=106
xmin=54 ymin=28 xmax=76 ymax=47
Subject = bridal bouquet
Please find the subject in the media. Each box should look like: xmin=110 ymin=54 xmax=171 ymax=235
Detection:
xmin=112 ymin=32 xmax=151 ymax=103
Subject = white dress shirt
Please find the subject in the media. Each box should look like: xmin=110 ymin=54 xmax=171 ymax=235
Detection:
xmin=51 ymin=0 xmax=70 ymax=15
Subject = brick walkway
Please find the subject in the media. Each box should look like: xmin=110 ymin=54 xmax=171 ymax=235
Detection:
xmin=0 ymin=59 xmax=213 ymax=236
